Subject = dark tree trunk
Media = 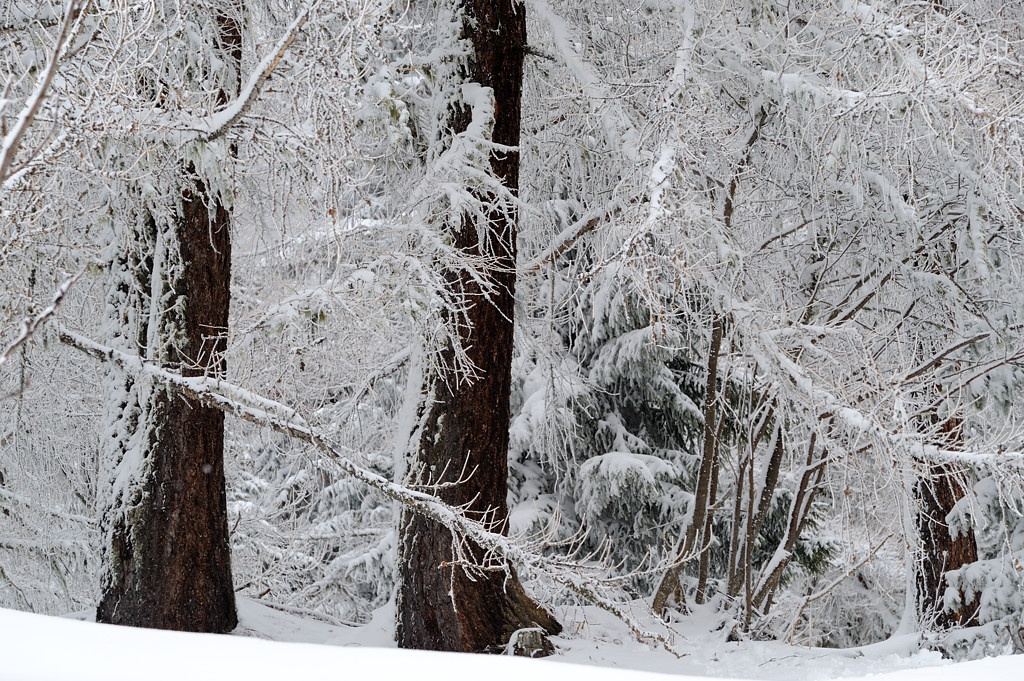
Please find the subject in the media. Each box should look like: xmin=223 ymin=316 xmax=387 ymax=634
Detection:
xmin=915 ymin=412 xmax=980 ymax=629
xmin=96 ymin=173 xmax=237 ymax=633
xmin=96 ymin=8 xmax=241 ymax=633
xmin=396 ymin=0 xmax=561 ymax=653
xmin=916 ymin=461 xmax=980 ymax=629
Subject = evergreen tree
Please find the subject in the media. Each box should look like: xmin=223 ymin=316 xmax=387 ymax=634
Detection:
xmin=96 ymin=4 xmax=242 ymax=632
xmin=395 ymin=0 xmax=561 ymax=653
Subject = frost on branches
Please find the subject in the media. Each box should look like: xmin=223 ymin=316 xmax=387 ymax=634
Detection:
xmin=512 ymin=0 xmax=1024 ymax=647
xmin=2 ymin=0 xmax=1024 ymax=663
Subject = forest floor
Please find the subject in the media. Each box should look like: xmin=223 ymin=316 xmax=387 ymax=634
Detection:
xmin=6 ymin=597 xmax=1023 ymax=681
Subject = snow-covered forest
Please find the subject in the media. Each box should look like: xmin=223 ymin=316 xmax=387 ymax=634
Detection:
xmin=3 ymin=0 xmax=1024 ymax=675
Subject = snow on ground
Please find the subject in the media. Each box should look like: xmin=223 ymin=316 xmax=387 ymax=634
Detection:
xmin=3 ymin=599 xmax=1022 ymax=681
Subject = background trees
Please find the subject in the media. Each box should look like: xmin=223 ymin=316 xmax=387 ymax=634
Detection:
xmin=2 ymin=0 xmax=1024 ymax=658
xmin=513 ymin=0 xmax=1024 ymax=642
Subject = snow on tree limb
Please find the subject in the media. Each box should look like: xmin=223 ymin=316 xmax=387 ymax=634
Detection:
xmin=0 ymin=269 xmax=84 ymax=371
xmin=193 ymin=4 xmax=316 ymax=143
xmin=524 ymin=199 xmax=625 ymax=273
xmin=56 ymin=327 xmax=684 ymax=656
xmin=145 ymin=2 xmax=317 ymax=145
xmin=0 ymin=0 xmax=90 ymax=185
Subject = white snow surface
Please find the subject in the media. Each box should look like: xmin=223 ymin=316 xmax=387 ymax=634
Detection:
xmin=3 ymin=599 xmax=1023 ymax=681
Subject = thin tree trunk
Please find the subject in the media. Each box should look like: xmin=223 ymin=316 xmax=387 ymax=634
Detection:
xmin=696 ymin=499 xmax=716 ymax=604
xmin=752 ymin=435 xmax=824 ymax=613
xmin=727 ymin=454 xmax=748 ymax=598
xmin=653 ymin=313 xmax=723 ymax=614
xmin=396 ymin=0 xmax=560 ymax=653
xmin=695 ymin=397 xmax=725 ymax=603
xmin=652 ymin=106 xmax=760 ymax=612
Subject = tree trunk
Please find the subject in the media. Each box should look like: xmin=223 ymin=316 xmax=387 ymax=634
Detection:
xmin=396 ymin=0 xmax=561 ymax=653
xmin=652 ymin=313 xmax=723 ymax=614
xmin=96 ymin=173 xmax=237 ymax=632
xmin=915 ymin=461 xmax=980 ymax=628
xmin=96 ymin=7 xmax=240 ymax=633
xmin=913 ymin=406 xmax=980 ymax=629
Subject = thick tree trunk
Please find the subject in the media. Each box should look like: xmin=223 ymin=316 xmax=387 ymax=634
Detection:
xmin=912 ymin=408 xmax=980 ymax=630
xmin=96 ymin=8 xmax=240 ymax=633
xmin=96 ymin=175 xmax=237 ymax=633
xmin=916 ymin=461 xmax=980 ymax=629
xmin=396 ymin=0 xmax=561 ymax=653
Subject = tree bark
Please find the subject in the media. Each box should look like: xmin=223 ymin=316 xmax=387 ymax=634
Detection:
xmin=396 ymin=0 xmax=561 ymax=653
xmin=914 ymin=407 xmax=980 ymax=629
xmin=96 ymin=7 xmax=240 ymax=633
xmin=96 ymin=183 xmax=236 ymax=632
xmin=915 ymin=461 xmax=980 ymax=628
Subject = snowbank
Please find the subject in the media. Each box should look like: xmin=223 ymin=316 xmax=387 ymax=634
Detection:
xmin=2 ymin=604 xmax=1022 ymax=681
xmin=2 ymin=605 xmax=687 ymax=681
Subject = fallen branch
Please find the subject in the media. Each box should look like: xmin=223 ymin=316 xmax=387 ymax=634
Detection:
xmin=58 ymin=327 xmax=684 ymax=656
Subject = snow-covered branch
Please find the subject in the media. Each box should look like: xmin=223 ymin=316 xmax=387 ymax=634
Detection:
xmin=57 ymin=327 xmax=683 ymax=655
xmin=0 ymin=269 xmax=84 ymax=370
xmin=184 ymin=3 xmax=318 ymax=143
xmin=524 ymin=199 xmax=625 ymax=273
xmin=0 ymin=0 xmax=89 ymax=184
